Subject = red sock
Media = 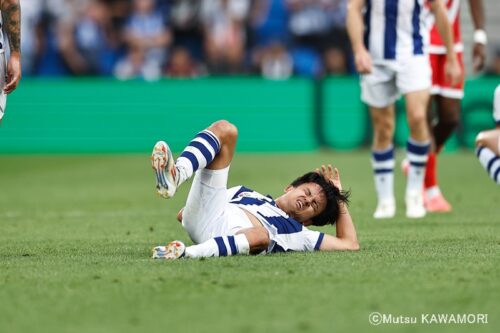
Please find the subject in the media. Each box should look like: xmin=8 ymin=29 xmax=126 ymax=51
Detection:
xmin=424 ymin=153 xmax=437 ymax=189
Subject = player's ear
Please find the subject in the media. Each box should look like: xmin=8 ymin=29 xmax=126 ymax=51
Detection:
xmin=284 ymin=185 xmax=293 ymax=193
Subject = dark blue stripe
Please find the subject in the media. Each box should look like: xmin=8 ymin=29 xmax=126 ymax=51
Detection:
xmin=180 ymin=151 xmax=199 ymax=171
xmin=258 ymin=213 xmax=302 ymax=235
xmin=189 ymin=141 xmax=213 ymax=165
xmin=364 ymin=0 xmax=372 ymax=50
xmin=407 ymin=140 xmax=430 ymax=155
xmin=494 ymin=166 xmax=500 ymax=183
xmin=384 ymin=0 xmax=398 ymax=59
xmin=412 ymin=0 xmax=423 ymax=55
xmin=198 ymin=132 xmax=220 ymax=153
xmin=496 ymin=120 xmax=500 ymax=126
xmin=271 ymin=244 xmax=286 ymax=253
xmin=227 ymin=236 xmax=237 ymax=255
xmin=231 ymin=186 xmax=253 ymax=199
xmin=487 ymin=156 xmax=499 ymax=174
xmin=232 ymin=196 xmax=267 ymax=206
xmin=409 ymin=161 xmax=426 ymax=167
xmin=214 ymin=237 xmax=227 ymax=256
xmin=204 ymin=131 xmax=221 ymax=150
xmin=374 ymin=168 xmax=393 ymax=174
xmin=372 ymin=148 xmax=394 ymax=161
xmin=314 ymin=233 xmax=325 ymax=251
xmin=476 ymin=147 xmax=484 ymax=157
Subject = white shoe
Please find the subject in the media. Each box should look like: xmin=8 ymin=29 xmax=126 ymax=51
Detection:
xmin=152 ymin=241 xmax=186 ymax=259
xmin=405 ymin=191 xmax=426 ymax=218
xmin=151 ymin=141 xmax=178 ymax=198
xmin=373 ymin=198 xmax=396 ymax=219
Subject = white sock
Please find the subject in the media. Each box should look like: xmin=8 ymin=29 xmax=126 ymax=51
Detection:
xmin=372 ymin=145 xmax=395 ymax=202
xmin=406 ymin=138 xmax=430 ymax=195
xmin=425 ymin=186 xmax=441 ymax=199
xmin=185 ymin=234 xmax=250 ymax=258
xmin=476 ymin=146 xmax=500 ymax=184
xmin=176 ymin=129 xmax=221 ymax=186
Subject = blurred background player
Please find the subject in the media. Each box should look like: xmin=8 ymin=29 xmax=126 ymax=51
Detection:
xmin=347 ymin=0 xmax=462 ymax=219
xmin=475 ymin=85 xmax=500 ymax=184
xmin=419 ymin=0 xmax=487 ymax=212
xmin=0 ymin=0 xmax=22 ymax=122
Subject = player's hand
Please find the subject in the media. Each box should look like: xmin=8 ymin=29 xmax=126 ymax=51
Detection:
xmin=354 ymin=48 xmax=372 ymax=74
xmin=444 ymin=56 xmax=462 ymax=87
xmin=315 ymin=164 xmax=343 ymax=191
xmin=472 ymin=43 xmax=486 ymax=72
xmin=4 ymin=53 xmax=21 ymax=94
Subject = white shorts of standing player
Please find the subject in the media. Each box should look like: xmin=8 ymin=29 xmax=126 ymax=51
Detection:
xmin=0 ymin=51 xmax=7 ymax=121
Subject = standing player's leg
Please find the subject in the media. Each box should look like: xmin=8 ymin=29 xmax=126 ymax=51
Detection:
xmin=423 ymin=52 xmax=464 ymax=212
xmin=404 ymin=89 xmax=431 ymax=218
xmin=370 ymin=105 xmax=396 ymax=219
xmin=361 ymin=66 xmax=398 ymax=219
xmin=424 ymin=95 xmax=460 ymax=212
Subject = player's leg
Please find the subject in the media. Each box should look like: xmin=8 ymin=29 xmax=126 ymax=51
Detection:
xmin=161 ymin=120 xmax=238 ymax=243
xmin=370 ymin=105 xmax=396 ymax=219
xmin=152 ymin=226 xmax=270 ymax=259
xmin=475 ymin=129 xmax=500 ymax=184
xmin=152 ymin=120 xmax=236 ymax=198
xmin=404 ymin=89 xmax=431 ymax=218
xmin=475 ymin=86 xmax=500 ymax=184
xmin=424 ymin=95 xmax=460 ymax=212
xmin=361 ymin=65 xmax=398 ymax=219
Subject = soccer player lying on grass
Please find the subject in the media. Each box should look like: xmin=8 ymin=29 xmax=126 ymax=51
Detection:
xmin=150 ymin=120 xmax=359 ymax=259
xmin=475 ymin=85 xmax=500 ymax=185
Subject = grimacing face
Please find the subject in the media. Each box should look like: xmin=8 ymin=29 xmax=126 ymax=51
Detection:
xmin=275 ymin=183 xmax=327 ymax=225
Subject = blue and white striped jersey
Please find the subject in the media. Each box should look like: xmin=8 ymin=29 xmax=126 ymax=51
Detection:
xmin=227 ymin=186 xmax=325 ymax=253
xmin=363 ymin=0 xmax=434 ymax=61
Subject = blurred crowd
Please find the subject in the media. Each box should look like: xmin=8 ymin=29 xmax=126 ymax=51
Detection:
xmin=20 ymin=0 xmax=353 ymax=80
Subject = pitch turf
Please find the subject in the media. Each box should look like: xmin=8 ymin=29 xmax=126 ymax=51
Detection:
xmin=0 ymin=151 xmax=499 ymax=333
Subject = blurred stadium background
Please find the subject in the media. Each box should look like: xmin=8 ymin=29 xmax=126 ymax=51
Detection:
xmin=1 ymin=2 xmax=500 ymax=333
xmin=0 ymin=0 xmax=499 ymax=152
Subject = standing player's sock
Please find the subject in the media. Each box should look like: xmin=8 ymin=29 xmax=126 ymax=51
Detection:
xmin=476 ymin=146 xmax=500 ymax=184
xmin=406 ymin=138 xmax=430 ymax=194
xmin=424 ymin=152 xmax=437 ymax=190
xmin=176 ymin=130 xmax=221 ymax=186
xmin=372 ymin=145 xmax=395 ymax=203
xmin=185 ymin=235 xmax=250 ymax=258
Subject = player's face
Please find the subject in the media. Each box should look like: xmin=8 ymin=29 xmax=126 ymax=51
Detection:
xmin=279 ymin=183 xmax=327 ymax=224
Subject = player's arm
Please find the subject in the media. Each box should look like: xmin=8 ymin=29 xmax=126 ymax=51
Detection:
xmin=320 ymin=203 xmax=359 ymax=251
xmin=347 ymin=0 xmax=372 ymax=74
xmin=1 ymin=0 xmax=21 ymax=94
xmin=429 ymin=0 xmax=461 ymax=85
xmin=468 ymin=0 xmax=486 ymax=71
xmin=316 ymin=165 xmax=359 ymax=251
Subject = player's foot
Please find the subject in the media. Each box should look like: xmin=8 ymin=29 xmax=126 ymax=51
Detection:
xmin=405 ymin=191 xmax=426 ymax=219
xmin=425 ymin=192 xmax=452 ymax=213
xmin=151 ymin=140 xmax=178 ymax=198
xmin=152 ymin=241 xmax=186 ymax=259
xmin=373 ymin=198 xmax=396 ymax=219
xmin=401 ymin=158 xmax=409 ymax=177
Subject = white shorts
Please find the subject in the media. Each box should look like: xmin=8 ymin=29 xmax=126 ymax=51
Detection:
xmin=0 ymin=52 xmax=7 ymax=120
xmin=494 ymin=85 xmax=500 ymax=124
xmin=181 ymin=167 xmax=254 ymax=244
xmin=361 ymin=56 xmax=431 ymax=108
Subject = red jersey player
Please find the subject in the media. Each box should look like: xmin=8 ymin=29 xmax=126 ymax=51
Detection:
xmin=424 ymin=0 xmax=486 ymax=212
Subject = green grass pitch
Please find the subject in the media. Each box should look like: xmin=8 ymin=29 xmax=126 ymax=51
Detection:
xmin=1 ymin=151 xmax=499 ymax=333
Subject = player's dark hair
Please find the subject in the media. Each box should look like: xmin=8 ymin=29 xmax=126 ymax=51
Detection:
xmin=290 ymin=172 xmax=350 ymax=226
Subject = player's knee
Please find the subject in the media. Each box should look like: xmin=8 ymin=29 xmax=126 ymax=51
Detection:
xmin=210 ymin=120 xmax=238 ymax=144
xmin=475 ymin=131 xmax=486 ymax=148
xmin=406 ymin=111 xmax=427 ymax=129
xmin=242 ymin=227 xmax=270 ymax=254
